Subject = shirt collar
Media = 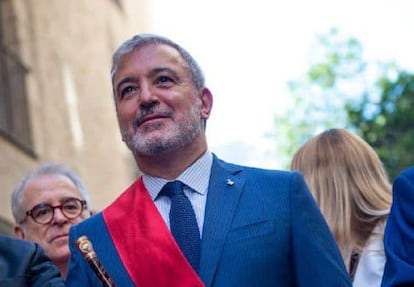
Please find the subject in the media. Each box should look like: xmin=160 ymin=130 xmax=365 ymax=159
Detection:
xmin=143 ymin=151 xmax=213 ymax=200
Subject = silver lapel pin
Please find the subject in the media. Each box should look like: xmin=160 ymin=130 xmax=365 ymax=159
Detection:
xmin=226 ymin=178 xmax=234 ymax=186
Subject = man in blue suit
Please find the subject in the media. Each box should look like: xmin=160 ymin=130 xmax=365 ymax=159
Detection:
xmin=0 ymin=235 xmax=65 ymax=286
xmin=66 ymin=34 xmax=351 ymax=287
xmin=382 ymin=166 xmax=414 ymax=287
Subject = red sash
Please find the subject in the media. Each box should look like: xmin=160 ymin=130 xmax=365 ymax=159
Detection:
xmin=103 ymin=178 xmax=205 ymax=287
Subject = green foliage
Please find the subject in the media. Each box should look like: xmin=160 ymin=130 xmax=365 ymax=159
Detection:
xmin=346 ymin=69 xmax=414 ymax=179
xmin=275 ymin=28 xmax=414 ymax=179
xmin=274 ymin=28 xmax=365 ymax=168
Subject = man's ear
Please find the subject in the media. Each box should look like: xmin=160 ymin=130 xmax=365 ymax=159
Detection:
xmin=14 ymin=225 xmax=25 ymax=239
xmin=199 ymin=87 xmax=213 ymax=120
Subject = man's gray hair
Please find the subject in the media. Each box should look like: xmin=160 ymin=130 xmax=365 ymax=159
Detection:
xmin=111 ymin=33 xmax=205 ymax=90
xmin=11 ymin=163 xmax=91 ymax=223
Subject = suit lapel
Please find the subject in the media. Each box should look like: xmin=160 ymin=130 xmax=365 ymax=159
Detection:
xmin=199 ymin=156 xmax=245 ymax=287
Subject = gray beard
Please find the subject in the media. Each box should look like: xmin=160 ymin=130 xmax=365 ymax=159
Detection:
xmin=122 ymin=106 xmax=203 ymax=156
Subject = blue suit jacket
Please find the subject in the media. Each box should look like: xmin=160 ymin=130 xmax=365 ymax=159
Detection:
xmin=66 ymin=156 xmax=351 ymax=286
xmin=382 ymin=166 xmax=414 ymax=287
xmin=0 ymin=236 xmax=65 ymax=287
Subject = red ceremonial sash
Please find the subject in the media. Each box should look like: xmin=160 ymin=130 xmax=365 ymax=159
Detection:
xmin=103 ymin=177 xmax=205 ymax=287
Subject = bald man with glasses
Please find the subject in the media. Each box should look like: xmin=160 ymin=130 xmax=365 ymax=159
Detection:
xmin=11 ymin=163 xmax=93 ymax=278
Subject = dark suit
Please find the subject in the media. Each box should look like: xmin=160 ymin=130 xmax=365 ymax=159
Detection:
xmin=382 ymin=166 xmax=414 ymax=287
xmin=66 ymin=156 xmax=351 ymax=286
xmin=0 ymin=235 xmax=64 ymax=287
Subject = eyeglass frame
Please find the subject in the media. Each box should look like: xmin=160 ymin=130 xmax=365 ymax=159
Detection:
xmin=20 ymin=197 xmax=87 ymax=225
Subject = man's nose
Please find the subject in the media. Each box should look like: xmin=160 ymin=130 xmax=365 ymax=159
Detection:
xmin=51 ymin=208 xmax=68 ymax=224
xmin=139 ymin=84 xmax=158 ymax=108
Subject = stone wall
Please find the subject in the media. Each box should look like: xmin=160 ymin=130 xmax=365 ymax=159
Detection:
xmin=0 ymin=0 xmax=151 ymax=232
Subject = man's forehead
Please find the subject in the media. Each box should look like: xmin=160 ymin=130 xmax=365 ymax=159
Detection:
xmin=23 ymin=175 xmax=80 ymax=200
xmin=113 ymin=44 xmax=189 ymax=87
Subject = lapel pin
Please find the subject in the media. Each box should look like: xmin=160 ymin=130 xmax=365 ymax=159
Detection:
xmin=226 ymin=178 xmax=234 ymax=186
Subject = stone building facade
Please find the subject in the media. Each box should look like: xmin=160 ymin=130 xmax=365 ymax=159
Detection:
xmin=0 ymin=0 xmax=150 ymax=234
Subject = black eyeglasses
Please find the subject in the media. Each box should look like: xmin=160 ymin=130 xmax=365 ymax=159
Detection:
xmin=22 ymin=197 xmax=87 ymax=225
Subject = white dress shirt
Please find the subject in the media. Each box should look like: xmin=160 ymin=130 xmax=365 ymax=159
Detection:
xmin=142 ymin=151 xmax=213 ymax=237
xmin=353 ymin=224 xmax=386 ymax=287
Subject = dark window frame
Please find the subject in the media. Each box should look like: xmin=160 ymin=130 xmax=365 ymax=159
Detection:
xmin=0 ymin=0 xmax=35 ymax=157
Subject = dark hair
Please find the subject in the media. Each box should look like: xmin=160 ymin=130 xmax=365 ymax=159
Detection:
xmin=111 ymin=34 xmax=205 ymax=89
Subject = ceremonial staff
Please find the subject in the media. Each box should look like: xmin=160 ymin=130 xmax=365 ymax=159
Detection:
xmin=76 ymin=235 xmax=116 ymax=287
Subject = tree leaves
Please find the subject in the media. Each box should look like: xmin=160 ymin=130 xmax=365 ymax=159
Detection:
xmin=275 ymin=28 xmax=414 ymax=179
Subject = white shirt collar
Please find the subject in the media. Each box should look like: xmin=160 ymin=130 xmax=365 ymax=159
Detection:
xmin=143 ymin=151 xmax=213 ymax=200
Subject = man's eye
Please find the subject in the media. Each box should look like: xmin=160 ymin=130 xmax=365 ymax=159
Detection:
xmin=120 ymin=86 xmax=137 ymax=98
xmin=63 ymin=203 xmax=78 ymax=210
xmin=156 ymin=76 xmax=173 ymax=85
xmin=33 ymin=207 xmax=51 ymax=217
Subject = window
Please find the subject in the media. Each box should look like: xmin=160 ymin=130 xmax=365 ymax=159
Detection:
xmin=0 ymin=0 xmax=34 ymax=155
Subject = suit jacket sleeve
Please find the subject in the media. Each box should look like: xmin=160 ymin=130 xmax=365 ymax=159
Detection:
xmin=0 ymin=237 xmax=64 ymax=287
xmin=290 ymin=172 xmax=351 ymax=286
xmin=29 ymin=243 xmax=65 ymax=287
xmin=382 ymin=167 xmax=414 ymax=287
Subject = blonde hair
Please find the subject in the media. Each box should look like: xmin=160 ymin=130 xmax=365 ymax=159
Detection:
xmin=291 ymin=129 xmax=392 ymax=262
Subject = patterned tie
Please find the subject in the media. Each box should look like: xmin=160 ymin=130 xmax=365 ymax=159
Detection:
xmin=160 ymin=181 xmax=200 ymax=272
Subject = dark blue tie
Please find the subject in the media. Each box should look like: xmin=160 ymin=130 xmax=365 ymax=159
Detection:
xmin=160 ymin=181 xmax=200 ymax=271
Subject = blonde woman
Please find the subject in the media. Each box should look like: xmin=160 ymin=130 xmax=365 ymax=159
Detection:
xmin=291 ymin=128 xmax=392 ymax=286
